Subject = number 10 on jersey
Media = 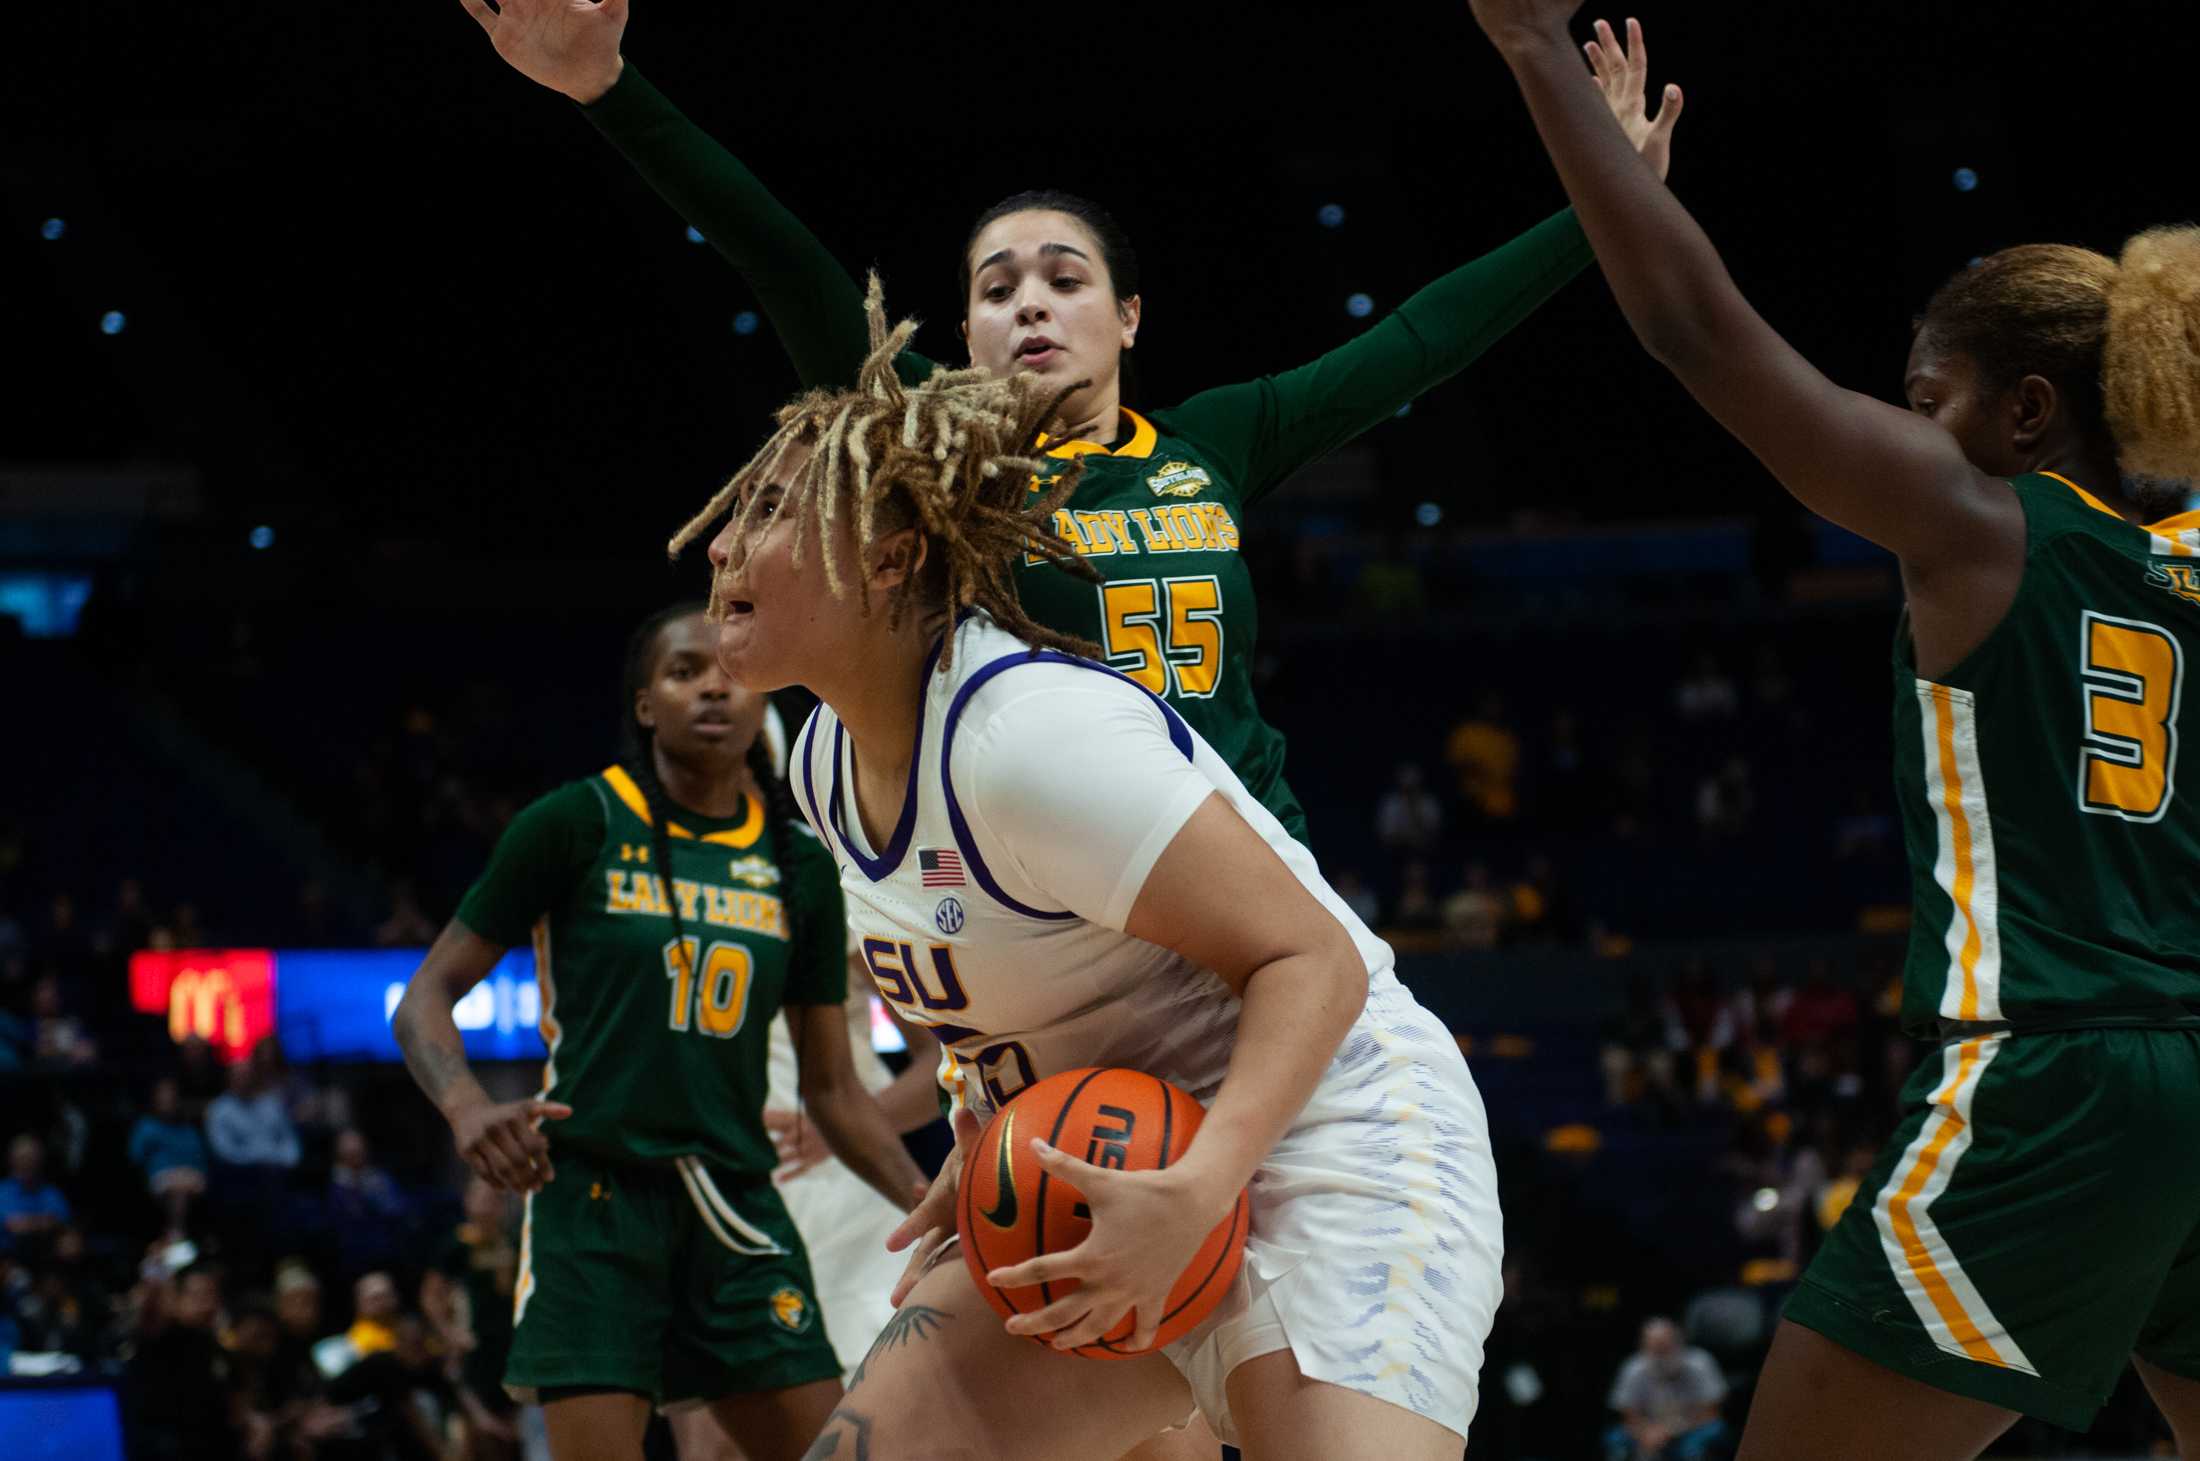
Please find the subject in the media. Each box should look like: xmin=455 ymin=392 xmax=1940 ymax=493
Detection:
xmin=664 ymin=938 xmax=754 ymax=1038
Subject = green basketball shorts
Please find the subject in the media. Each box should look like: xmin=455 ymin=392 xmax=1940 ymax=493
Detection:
xmin=1787 ymin=1026 xmax=2200 ymax=1430
xmin=506 ymin=1146 xmax=841 ymax=1406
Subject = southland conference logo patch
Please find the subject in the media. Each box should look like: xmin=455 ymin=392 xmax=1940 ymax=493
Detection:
xmin=2146 ymin=562 xmax=2200 ymax=608
xmin=1147 ymin=460 xmax=1212 ymax=498
xmin=726 ymin=855 xmax=781 ymax=890
xmin=769 ymin=1286 xmax=815 ymax=1334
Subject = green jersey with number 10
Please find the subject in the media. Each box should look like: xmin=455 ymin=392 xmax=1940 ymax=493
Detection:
xmin=454 ymin=767 xmax=847 ymax=1174
xmin=1892 ymin=472 xmax=2200 ymax=1034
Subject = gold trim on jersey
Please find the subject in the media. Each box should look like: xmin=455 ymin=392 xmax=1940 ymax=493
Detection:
xmin=599 ymin=765 xmax=763 ymax=848
xmin=1916 ymin=682 xmax=2003 ymax=1022
xmin=1035 ymin=407 xmax=1159 ymax=462
xmin=1871 ymin=1035 xmax=2036 ymax=1375
xmin=2040 ymin=471 xmax=2200 ymax=554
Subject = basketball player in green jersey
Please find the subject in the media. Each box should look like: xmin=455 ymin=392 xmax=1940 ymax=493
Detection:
xmin=1472 ymin=2 xmax=2200 ymax=1455
xmin=393 ymin=604 xmax=926 ymax=1461
xmin=451 ymin=0 xmax=1683 ymax=846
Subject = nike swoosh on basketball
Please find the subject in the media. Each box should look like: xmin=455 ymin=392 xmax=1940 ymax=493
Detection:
xmin=978 ymin=1111 xmax=1017 ymax=1228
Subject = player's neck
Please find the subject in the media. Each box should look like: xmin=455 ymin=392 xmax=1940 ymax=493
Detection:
xmin=2040 ymin=440 xmax=2152 ymax=523
xmin=814 ymin=613 xmax=939 ymax=848
xmin=1054 ymin=385 xmax=1124 ymax=448
xmin=651 ymin=743 xmax=747 ymax=820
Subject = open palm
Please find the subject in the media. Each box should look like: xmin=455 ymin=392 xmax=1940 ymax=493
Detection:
xmin=458 ymin=0 xmax=630 ymax=104
xmin=1586 ymin=17 xmax=1684 ymax=181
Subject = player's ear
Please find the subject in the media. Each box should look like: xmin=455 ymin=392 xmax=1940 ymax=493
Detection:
xmin=634 ymin=688 xmax=656 ymax=732
xmin=2009 ymin=372 xmax=2058 ymax=454
xmin=871 ymin=528 xmax=928 ymax=593
xmin=1118 ymin=294 xmax=1142 ymax=351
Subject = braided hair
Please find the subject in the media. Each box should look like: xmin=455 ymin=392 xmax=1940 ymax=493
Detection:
xmin=743 ymin=734 xmax=809 ymax=964
xmin=619 ymin=603 xmax=707 ymax=977
xmin=668 ymin=275 xmax=1102 ymax=672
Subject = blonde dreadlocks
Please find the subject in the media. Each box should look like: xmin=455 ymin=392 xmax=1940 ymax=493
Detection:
xmin=669 ymin=276 xmax=1103 ymax=671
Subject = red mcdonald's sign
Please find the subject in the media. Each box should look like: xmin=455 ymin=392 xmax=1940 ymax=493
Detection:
xmin=128 ymin=949 xmax=277 ymax=1064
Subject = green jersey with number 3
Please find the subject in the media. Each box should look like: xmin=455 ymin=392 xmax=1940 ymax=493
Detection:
xmin=1892 ymin=472 xmax=2200 ymax=1033
xmin=454 ymin=766 xmax=847 ymax=1174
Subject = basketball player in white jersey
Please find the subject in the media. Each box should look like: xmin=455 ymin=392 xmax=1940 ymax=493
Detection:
xmin=667 ymin=288 xmax=1498 ymax=1460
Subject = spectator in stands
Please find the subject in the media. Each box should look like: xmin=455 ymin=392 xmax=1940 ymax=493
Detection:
xmin=1392 ymin=860 xmax=1441 ymax=931
xmin=1694 ymin=755 xmax=1756 ymax=839
xmin=205 ymin=1052 xmax=303 ymax=1170
xmin=328 ymin=1128 xmax=408 ymax=1279
xmin=320 ymin=1311 xmax=458 ymax=1461
xmin=1505 ymin=853 xmax=1576 ymax=947
xmin=1330 ymin=868 xmax=1382 ymax=929
xmin=252 ymin=1035 xmax=353 ymax=1140
xmin=1442 ymin=862 xmax=1507 ymax=952
xmin=339 ymin=1270 xmax=403 ymax=1367
xmin=330 ymin=1122 xmax=409 ymax=1214
xmin=10 ymin=1224 xmax=109 ymax=1362
xmin=0 ymin=1133 xmax=72 ymax=1262
xmin=271 ymin=1260 xmax=337 ymax=1403
xmin=1445 ymin=691 xmax=1522 ymax=822
xmin=1672 ymin=650 xmax=1739 ymax=723
xmin=428 ymin=1177 xmax=523 ymax=1458
xmin=28 ymin=973 xmax=97 ymax=1068
xmin=1604 ymin=1316 xmax=1731 ymax=1460
xmin=1375 ymin=762 xmax=1444 ymax=853
xmin=126 ymin=1259 xmax=240 ymax=1460
xmin=225 ymin=1299 xmax=288 ymax=1456
xmin=130 ymin=1077 xmax=212 ymax=1238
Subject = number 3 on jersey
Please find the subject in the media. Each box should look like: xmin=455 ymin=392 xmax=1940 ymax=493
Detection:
xmin=2077 ymin=611 xmax=2184 ymax=822
xmin=664 ymin=938 xmax=754 ymax=1038
xmin=1100 ymin=576 xmax=1223 ymax=699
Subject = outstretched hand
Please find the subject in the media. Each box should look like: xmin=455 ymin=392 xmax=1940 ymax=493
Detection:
xmin=457 ymin=0 xmax=630 ymax=105
xmin=1586 ymin=18 xmax=1684 ymax=181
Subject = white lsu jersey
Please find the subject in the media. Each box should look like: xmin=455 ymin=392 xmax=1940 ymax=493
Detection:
xmin=792 ymin=613 xmax=1503 ymax=1443
xmin=790 ymin=613 xmax=1401 ymax=1121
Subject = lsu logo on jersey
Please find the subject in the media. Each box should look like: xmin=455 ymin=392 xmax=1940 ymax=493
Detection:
xmin=1147 ymin=460 xmax=1212 ymax=498
xmin=726 ymin=854 xmax=780 ymax=890
xmin=2146 ymin=562 xmax=2200 ymax=608
xmin=768 ymin=1286 xmax=815 ymax=1334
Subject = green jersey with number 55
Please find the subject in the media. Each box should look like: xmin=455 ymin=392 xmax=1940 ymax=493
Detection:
xmin=1892 ymin=472 xmax=2200 ymax=1034
xmin=454 ymin=767 xmax=846 ymax=1173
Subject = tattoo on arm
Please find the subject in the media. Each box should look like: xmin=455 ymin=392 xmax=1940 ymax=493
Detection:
xmin=800 ymin=1404 xmax=873 ymax=1461
xmin=393 ymin=998 xmax=482 ymax=1113
xmin=847 ymin=1303 xmax=950 ymax=1390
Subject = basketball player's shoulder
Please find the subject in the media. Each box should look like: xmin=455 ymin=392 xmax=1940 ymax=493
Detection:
xmin=940 ymin=615 xmax=1158 ymax=732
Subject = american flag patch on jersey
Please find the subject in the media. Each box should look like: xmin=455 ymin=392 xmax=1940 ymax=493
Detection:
xmin=918 ymin=848 xmax=965 ymax=887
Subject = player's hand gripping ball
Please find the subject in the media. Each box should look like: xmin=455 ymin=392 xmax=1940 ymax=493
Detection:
xmin=957 ymin=1068 xmax=1249 ymax=1358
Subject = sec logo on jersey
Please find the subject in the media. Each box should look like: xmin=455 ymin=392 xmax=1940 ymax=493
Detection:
xmin=935 ymin=897 xmax=966 ymax=935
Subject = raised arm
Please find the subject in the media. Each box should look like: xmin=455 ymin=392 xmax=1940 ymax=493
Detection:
xmin=1468 ymin=5 xmax=2018 ymax=575
xmin=1172 ymin=34 xmax=1682 ymax=504
xmin=456 ymin=0 xmax=933 ymax=389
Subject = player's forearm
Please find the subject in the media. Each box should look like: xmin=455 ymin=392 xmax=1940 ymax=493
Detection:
xmin=802 ymin=1072 xmax=925 ymax=1211
xmin=1176 ymin=940 xmax=1366 ymax=1212
xmin=391 ymin=989 xmax=491 ymax=1121
xmin=1492 ymin=28 xmax=1748 ymax=372
xmin=875 ymin=1050 xmax=949 ymax=1135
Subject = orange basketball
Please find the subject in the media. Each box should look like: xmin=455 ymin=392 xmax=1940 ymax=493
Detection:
xmin=957 ymin=1067 xmax=1249 ymax=1359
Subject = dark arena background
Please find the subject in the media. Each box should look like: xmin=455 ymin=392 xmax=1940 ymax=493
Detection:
xmin=3 ymin=2 xmax=2192 ymax=1457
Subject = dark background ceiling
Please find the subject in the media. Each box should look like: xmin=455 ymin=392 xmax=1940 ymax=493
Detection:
xmin=6 ymin=2 xmax=2189 ymax=580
